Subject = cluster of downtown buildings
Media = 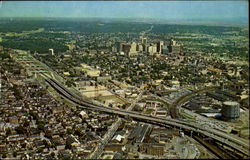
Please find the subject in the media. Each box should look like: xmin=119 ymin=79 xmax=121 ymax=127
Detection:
xmin=0 ymin=20 xmax=249 ymax=159
xmin=112 ymin=37 xmax=183 ymax=56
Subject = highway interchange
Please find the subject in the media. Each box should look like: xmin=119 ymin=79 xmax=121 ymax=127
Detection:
xmin=45 ymin=78 xmax=249 ymax=158
xmin=10 ymin=50 xmax=249 ymax=159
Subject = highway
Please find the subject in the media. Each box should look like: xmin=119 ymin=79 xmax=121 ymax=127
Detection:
xmin=127 ymin=89 xmax=145 ymax=111
xmin=169 ymin=86 xmax=220 ymax=119
xmin=45 ymin=78 xmax=249 ymax=157
xmin=88 ymin=87 xmax=145 ymax=159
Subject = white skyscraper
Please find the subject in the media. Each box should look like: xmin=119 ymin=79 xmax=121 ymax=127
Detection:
xmin=49 ymin=49 xmax=54 ymax=56
xmin=148 ymin=45 xmax=157 ymax=55
xmin=129 ymin=42 xmax=138 ymax=56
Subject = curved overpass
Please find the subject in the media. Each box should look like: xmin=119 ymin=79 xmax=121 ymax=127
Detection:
xmin=169 ymin=86 xmax=220 ymax=119
xmin=45 ymin=78 xmax=249 ymax=157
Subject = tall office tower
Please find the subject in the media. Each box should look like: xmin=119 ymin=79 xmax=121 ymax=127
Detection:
xmin=153 ymin=45 xmax=157 ymax=53
xmin=130 ymin=42 xmax=137 ymax=52
xmin=168 ymin=38 xmax=181 ymax=53
xmin=115 ymin=42 xmax=122 ymax=52
xmin=122 ymin=44 xmax=131 ymax=54
xmin=112 ymin=46 xmax=117 ymax=52
xmin=157 ymin=41 xmax=164 ymax=53
xmin=129 ymin=42 xmax=138 ymax=56
xmin=49 ymin=49 xmax=54 ymax=56
xmin=143 ymin=43 xmax=149 ymax=52
xmin=142 ymin=37 xmax=147 ymax=44
xmin=148 ymin=45 xmax=157 ymax=55
xmin=162 ymin=45 xmax=169 ymax=54
xmin=137 ymin=44 xmax=143 ymax=52
xmin=170 ymin=38 xmax=177 ymax=46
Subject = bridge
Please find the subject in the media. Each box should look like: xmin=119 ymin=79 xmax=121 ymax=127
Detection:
xmin=45 ymin=78 xmax=249 ymax=158
xmin=169 ymin=86 xmax=220 ymax=119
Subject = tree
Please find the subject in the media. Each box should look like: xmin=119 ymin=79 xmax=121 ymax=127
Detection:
xmin=67 ymin=128 xmax=73 ymax=134
xmin=15 ymin=126 xmax=26 ymax=134
xmin=0 ymin=52 xmax=10 ymax=59
xmin=12 ymin=85 xmax=23 ymax=100
xmin=6 ymin=128 xmax=12 ymax=136
xmin=74 ymin=129 xmax=83 ymax=136
xmin=23 ymin=120 xmax=29 ymax=127
xmin=50 ymin=152 xmax=55 ymax=158
xmin=21 ymin=142 xmax=26 ymax=148
xmin=29 ymin=111 xmax=39 ymax=120
xmin=66 ymin=80 xmax=73 ymax=87
xmin=37 ymin=120 xmax=46 ymax=131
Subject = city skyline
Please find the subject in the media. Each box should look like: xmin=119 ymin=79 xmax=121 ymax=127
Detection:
xmin=0 ymin=1 xmax=249 ymax=159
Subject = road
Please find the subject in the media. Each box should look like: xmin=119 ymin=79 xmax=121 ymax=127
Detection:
xmin=169 ymin=86 xmax=220 ymax=119
xmin=88 ymin=89 xmax=145 ymax=159
xmin=45 ymin=78 xmax=249 ymax=157
xmin=127 ymin=89 xmax=145 ymax=111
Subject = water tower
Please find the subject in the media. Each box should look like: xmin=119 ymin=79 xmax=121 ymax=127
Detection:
xmin=221 ymin=101 xmax=240 ymax=122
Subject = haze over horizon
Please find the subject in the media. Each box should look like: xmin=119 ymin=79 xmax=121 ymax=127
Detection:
xmin=0 ymin=1 xmax=248 ymax=27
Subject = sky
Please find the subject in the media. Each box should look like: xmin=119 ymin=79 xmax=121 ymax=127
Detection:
xmin=0 ymin=1 xmax=248 ymax=20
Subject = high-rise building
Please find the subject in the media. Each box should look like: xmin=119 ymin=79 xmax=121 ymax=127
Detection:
xmin=168 ymin=38 xmax=182 ymax=53
xmin=137 ymin=44 xmax=143 ymax=52
xmin=162 ymin=45 xmax=169 ymax=54
xmin=115 ymin=42 xmax=123 ymax=52
xmin=148 ymin=45 xmax=157 ymax=55
xmin=157 ymin=41 xmax=164 ymax=53
xmin=122 ymin=44 xmax=131 ymax=54
xmin=170 ymin=38 xmax=177 ymax=46
xmin=129 ymin=42 xmax=138 ymax=56
xmin=49 ymin=49 xmax=54 ymax=56
xmin=112 ymin=46 xmax=117 ymax=52
xmin=142 ymin=38 xmax=147 ymax=45
xmin=130 ymin=42 xmax=137 ymax=52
